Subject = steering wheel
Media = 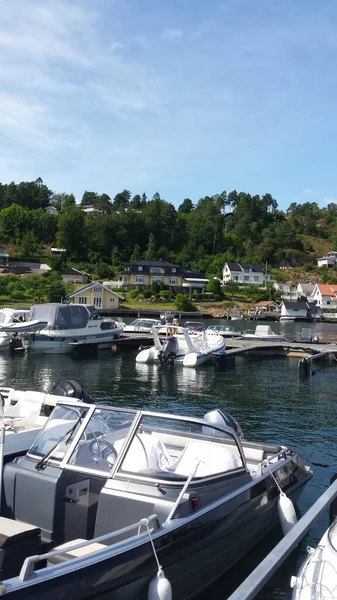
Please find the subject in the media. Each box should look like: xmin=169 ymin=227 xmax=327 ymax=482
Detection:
xmin=89 ymin=437 xmax=117 ymax=463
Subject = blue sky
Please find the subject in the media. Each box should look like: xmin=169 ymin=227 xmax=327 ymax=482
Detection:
xmin=1 ymin=0 xmax=337 ymax=210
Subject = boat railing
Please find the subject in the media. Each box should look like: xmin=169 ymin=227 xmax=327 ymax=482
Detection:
xmin=165 ymin=460 xmax=201 ymax=523
xmin=19 ymin=513 xmax=160 ymax=582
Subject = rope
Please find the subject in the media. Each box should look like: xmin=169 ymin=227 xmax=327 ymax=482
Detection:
xmin=145 ymin=519 xmax=162 ymax=571
xmin=265 ymin=463 xmax=284 ymax=495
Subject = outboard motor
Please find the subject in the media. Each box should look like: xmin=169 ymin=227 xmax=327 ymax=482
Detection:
xmin=203 ymin=409 xmax=244 ymax=439
xmin=49 ymin=379 xmax=94 ymax=404
xmin=159 ymin=336 xmax=179 ymax=365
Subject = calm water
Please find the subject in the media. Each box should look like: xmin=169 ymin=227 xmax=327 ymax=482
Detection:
xmin=2 ymin=319 xmax=337 ymax=599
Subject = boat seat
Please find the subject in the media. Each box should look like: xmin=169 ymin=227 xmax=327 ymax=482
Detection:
xmin=0 ymin=517 xmax=41 ymax=579
xmin=48 ymin=538 xmax=107 ymax=565
xmin=172 ymin=442 xmax=242 ymax=477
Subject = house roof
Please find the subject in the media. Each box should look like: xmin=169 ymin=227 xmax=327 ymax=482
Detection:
xmin=67 ymin=281 xmax=124 ymax=299
xmin=282 ymin=301 xmax=309 ymax=309
xmin=61 ymin=268 xmax=90 ymax=276
xmin=225 ymin=262 xmax=265 ymax=273
xmin=119 ymin=260 xmax=206 ymax=279
xmin=253 ymin=300 xmax=278 ymax=307
xmin=316 ymin=284 xmax=337 ymax=297
xmin=298 ymin=283 xmax=315 ymax=294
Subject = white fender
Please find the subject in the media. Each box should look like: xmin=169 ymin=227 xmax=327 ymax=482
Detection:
xmin=278 ymin=491 xmax=297 ymax=535
xmin=148 ymin=568 xmax=172 ymax=600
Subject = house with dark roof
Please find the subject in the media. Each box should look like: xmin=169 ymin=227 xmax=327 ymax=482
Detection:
xmin=222 ymin=262 xmax=273 ymax=286
xmin=280 ymin=300 xmax=311 ymax=320
xmin=119 ymin=260 xmax=208 ymax=293
xmin=60 ymin=268 xmax=90 ymax=284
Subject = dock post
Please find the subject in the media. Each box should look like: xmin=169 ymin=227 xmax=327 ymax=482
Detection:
xmin=298 ymin=357 xmax=311 ymax=380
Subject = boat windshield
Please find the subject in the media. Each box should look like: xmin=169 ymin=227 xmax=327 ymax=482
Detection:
xmin=182 ymin=322 xmax=205 ymax=333
xmin=118 ymin=414 xmax=243 ymax=481
xmin=29 ymin=404 xmax=90 ymax=461
xmin=28 ymin=304 xmax=89 ymax=330
xmin=67 ymin=407 xmax=136 ymax=474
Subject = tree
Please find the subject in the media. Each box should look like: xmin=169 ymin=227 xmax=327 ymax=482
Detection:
xmin=81 ymin=191 xmax=98 ymax=205
xmin=57 ymin=208 xmax=88 ymax=261
xmin=112 ymin=190 xmax=131 ymax=212
xmin=150 ymin=281 xmax=160 ymax=295
xmin=50 ymin=193 xmax=76 ymax=212
xmin=47 ymin=281 xmax=67 ymax=302
xmin=178 ymin=198 xmax=193 ymax=214
xmin=144 ymin=233 xmax=156 ymax=260
xmin=206 ymin=278 xmax=222 ymax=297
xmin=175 ymin=294 xmax=196 ymax=311
xmin=18 ymin=231 xmax=41 ymax=257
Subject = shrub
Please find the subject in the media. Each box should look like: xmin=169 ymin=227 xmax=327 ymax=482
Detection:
xmin=175 ymin=294 xmax=197 ymax=311
xmin=143 ymin=290 xmax=152 ymax=299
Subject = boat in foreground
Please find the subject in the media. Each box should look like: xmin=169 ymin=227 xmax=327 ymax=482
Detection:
xmin=0 ymin=384 xmax=312 ymax=599
xmin=241 ymin=324 xmax=286 ymax=342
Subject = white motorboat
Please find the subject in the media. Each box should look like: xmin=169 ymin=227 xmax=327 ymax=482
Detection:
xmin=136 ymin=326 xmax=226 ymax=367
xmin=206 ymin=324 xmax=241 ymax=338
xmin=157 ymin=321 xmax=205 ymax=336
xmin=0 ymin=309 xmax=30 ymax=350
xmin=291 ymin=518 xmax=337 ymax=599
xmin=279 ymin=316 xmax=296 ymax=322
xmin=0 ymin=304 xmax=123 ymax=354
xmin=123 ymin=318 xmax=162 ymax=333
xmin=241 ymin=325 xmax=286 ymax=342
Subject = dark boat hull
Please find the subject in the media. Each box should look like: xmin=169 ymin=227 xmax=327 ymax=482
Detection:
xmin=4 ymin=461 xmax=311 ymax=600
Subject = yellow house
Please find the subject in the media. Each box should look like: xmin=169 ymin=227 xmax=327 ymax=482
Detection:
xmin=67 ymin=282 xmax=124 ymax=310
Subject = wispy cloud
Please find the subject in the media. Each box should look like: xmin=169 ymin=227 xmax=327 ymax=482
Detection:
xmin=161 ymin=28 xmax=183 ymax=40
xmin=323 ymin=197 xmax=337 ymax=204
xmin=301 ymin=188 xmax=318 ymax=196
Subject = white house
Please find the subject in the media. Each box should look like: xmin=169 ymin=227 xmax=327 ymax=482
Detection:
xmin=297 ymin=283 xmax=315 ymax=300
xmin=280 ymin=301 xmax=310 ymax=319
xmin=222 ymin=262 xmax=273 ymax=286
xmin=81 ymin=205 xmax=103 ymax=215
xmin=312 ymin=283 xmax=337 ymax=308
xmin=60 ymin=268 xmax=90 ymax=284
xmin=45 ymin=206 xmax=58 ymax=215
xmin=317 ymin=251 xmax=337 ymax=268
xmin=273 ymin=282 xmax=292 ymax=293
xmin=67 ymin=282 xmax=124 ymax=309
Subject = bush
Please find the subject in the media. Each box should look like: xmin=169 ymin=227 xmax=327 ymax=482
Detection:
xmin=160 ymin=290 xmax=172 ymax=300
xmin=143 ymin=290 xmax=152 ymax=299
xmin=127 ymin=289 xmax=140 ymax=300
xmin=175 ymin=294 xmax=197 ymax=311
xmin=150 ymin=281 xmax=160 ymax=295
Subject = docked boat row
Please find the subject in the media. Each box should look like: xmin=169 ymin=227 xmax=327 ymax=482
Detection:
xmin=0 ymin=380 xmax=312 ymax=599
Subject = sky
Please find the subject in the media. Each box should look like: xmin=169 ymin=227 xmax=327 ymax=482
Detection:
xmin=1 ymin=0 xmax=337 ymax=211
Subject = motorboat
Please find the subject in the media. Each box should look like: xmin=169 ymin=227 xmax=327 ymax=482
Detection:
xmin=157 ymin=321 xmax=204 ymax=336
xmin=206 ymin=325 xmax=241 ymax=338
xmin=0 ymin=385 xmax=312 ymax=600
xmin=241 ymin=325 xmax=286 ymax=342
xmin=279 ymin=316 xmax=296 ymax=322
xmin=0 ymin=380 xmax=91 ymax=462
xmin=0 ymin=309 xmax=30 ymax=351
xmin=0 ymin=304 xmax=123 ymax=354
xmin=291 ymin=519 xmax=337 ymax=599
xmin=123 ymin=318 xmax=162 ymax=333
xmin=136 ymin=326 xmax=226 ymax=367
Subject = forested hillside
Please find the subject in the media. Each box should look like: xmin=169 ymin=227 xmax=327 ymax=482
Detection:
xmin=1 ymin=179 xmax=336 ymax=280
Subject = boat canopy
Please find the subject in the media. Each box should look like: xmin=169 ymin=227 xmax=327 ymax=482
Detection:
xmin=27 ymin=402 xmax=245 ymax=481
xmin=28 ymin=304 xmax=90 ymax=330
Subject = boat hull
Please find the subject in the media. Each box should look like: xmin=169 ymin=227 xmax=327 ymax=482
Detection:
xmin=4 ymin=461 xmax=311 ymax=600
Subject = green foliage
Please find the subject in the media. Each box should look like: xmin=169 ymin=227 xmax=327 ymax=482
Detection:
xmin=47 ymin=281 xmax=67 ymax=302
xmin=175 ymin=294 xmax=197 ymax=311
xmin=206 ymin=278 xmax=222 ymax=296
xmin=150 ymin=281 xmax=160 ymax=295
xmin=143 ymin=290 xmax=152 ymax=299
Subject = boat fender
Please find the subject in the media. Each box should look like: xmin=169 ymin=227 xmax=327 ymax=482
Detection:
xmin=277 ymin=491 xmax=297 ymax=535
xmin=148 ymin=568 xmax=172 ymax=600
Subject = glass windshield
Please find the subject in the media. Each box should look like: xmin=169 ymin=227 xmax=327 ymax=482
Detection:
xmin=68 ymin=408 xmax=136 ymax=474
xmin=329 ymin=520 xmax=337 ymax=551
xmin=29 ymin=404 xmax=90 ymax=461
xmin=118 ymin=414 xmax=243 ymax=481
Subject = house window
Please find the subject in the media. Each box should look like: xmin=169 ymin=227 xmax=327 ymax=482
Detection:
xmin=78 ymin=297 xmax=87 ymax=304
xmin=93 ymin=286 xmax=101 ymax=293
xmin=150 ymin=276 xmax=163 ymax=283
xmin=136 ymin=275 xmax=143 ymax=283
xmin=93 ymin=297 xmax=102 ymax=308
xmin=254 ymin=276 xmax=259 ymax=282
xmin=244 ymin=276 xmax=249 ymax=281
xmin=234 ymin=276 xmax=238 ymax=281
xmin=109 ymin=297 xmax=115 ymax=303
xmin=244 ymin=268 xmax=250 ymax=273
xmin=172 ymin=268 xmax=176 ymax=273
xmin=169 ymin=277 xmax=177 ymax=284
xmin=138 ymin=266 xmax=143 ymax=271
xmin=150 ymin=267 xmax=162 ymax=274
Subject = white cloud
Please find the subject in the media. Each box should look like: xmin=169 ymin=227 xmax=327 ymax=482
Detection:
xmin=301 ymin=188 xmax=317 ymax=195
xmin=323 ymin=197 xmax=337 ymax=204
xmin=161 ymin=28 xmax=183 ymax=40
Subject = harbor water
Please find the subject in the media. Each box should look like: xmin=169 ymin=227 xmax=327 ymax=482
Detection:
xmin=2 ymin=319 xmax=337 ymax=599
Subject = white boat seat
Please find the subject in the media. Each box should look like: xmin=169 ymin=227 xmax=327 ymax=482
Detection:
xmin=48 ymin=539 xmax=107 ymax=564
xmin=172 ymin=442 xmax=242 ymax=477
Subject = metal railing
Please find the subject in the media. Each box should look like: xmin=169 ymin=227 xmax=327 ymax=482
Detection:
xmin=19 ymin=513 xmax=159 ymax=582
